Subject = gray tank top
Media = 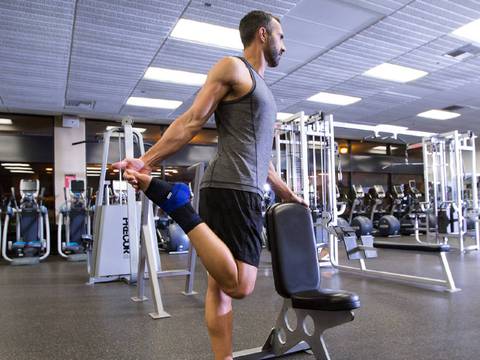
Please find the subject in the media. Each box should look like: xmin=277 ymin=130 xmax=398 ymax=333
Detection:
xmin=201 ymin=57 xmax=277 ymax=196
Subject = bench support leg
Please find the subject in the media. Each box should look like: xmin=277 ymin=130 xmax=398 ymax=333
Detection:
xmin=233 ymin=299 xmax=355 ymax=360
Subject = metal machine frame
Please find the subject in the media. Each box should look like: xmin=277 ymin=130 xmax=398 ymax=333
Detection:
xmin=89 ymin=118 xmax=198 ymax=319
xmin=422 ymin=130 xmax=479 ymax=252
xmin=275 ymin=112 xmax=459 ymax=292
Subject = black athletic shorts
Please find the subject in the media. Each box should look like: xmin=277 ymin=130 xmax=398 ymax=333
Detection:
xmin=199 ymin=188 xmax=264 ymax=267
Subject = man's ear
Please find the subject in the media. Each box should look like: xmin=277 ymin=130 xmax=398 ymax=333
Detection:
xmin=259 ymin=26 xmax=268 ymax=43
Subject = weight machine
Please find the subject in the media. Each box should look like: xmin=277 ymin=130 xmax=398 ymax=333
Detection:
xmin=89 ymin=119 xmax=198 ymax=319
xmin=422 ymin=130 xmax=479 ymax=252
xmin=276 ymin=112 xmax=459 ymax=292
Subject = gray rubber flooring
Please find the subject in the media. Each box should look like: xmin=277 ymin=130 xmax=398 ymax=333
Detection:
xmin=1 ymin=237 xmax=480 ymax=360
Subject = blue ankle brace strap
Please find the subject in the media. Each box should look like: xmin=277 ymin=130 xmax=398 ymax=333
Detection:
xmin=160 ymin=183 xmax=191 ymax=213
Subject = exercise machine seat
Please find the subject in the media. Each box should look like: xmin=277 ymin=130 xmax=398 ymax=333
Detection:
xmin=27 ymin=241 xmax=42 ymax=248
xmin=292 ymin=289 xmax=360 ymax=311
xmin=267 ymin=203 xmax=360 ymax=310
xmin=374 ymin=241 xmax=450 ymax=253
xmin=12 ymin=241 xmax=27 ymax=249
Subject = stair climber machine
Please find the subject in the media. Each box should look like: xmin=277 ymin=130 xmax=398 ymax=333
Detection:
xmin=2 ymin=179 xmax=50 ymax=265
xmin=366 ymin=185 xmax=400 ymax=237
xmin=57 ymin=180 xmax=94 ymax=261
xmin=348 ymin=185 xmax=374 ymax=237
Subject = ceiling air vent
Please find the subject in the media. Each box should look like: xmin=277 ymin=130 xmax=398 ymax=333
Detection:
xmin=65 ymin=99 xmax=96 ymax=110
xmin=442 ymin=105 xmax=464 ymax=112
xmin=445 ymin=44 xmax=480 ymax=60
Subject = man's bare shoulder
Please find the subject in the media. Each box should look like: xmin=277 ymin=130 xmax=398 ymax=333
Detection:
xmin=209 ymin=56 xmax=245 ymax=83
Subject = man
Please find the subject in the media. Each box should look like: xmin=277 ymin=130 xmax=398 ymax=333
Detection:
xmin=116 ymin=10 xmax=305 ymax=360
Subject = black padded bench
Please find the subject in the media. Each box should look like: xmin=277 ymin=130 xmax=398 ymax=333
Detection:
xmin=234 ymin=203 xmax=360 ymax=360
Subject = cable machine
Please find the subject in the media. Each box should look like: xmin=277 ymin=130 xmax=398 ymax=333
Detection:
xmin=422 ymin=130 xmax=479 ymax=252
xmin=275 ymin=112 xmax=458 ymax=292
xmin=88 ymin=118 xmax=198 ymax=318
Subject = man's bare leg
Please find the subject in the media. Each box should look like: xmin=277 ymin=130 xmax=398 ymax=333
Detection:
xmin=187 ymin=224 xmax=243 ymax=296
xmin=205 ymin=261 xmax=258 ymax=360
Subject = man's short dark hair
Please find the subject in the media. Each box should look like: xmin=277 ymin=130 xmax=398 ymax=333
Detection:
xmin=239 ymin=10 xmax=280 ymax=47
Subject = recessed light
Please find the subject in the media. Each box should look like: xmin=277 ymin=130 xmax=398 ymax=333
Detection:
xmin=276 ymin=112 xmax=293 ymax=121
xmin=171 ymin=19 xmax=243 ymax=50
xmin=126 ymin=97 xmax=182 ymax=109
xmin=307 ymin=92 xmax=361 ymax=106
xmin=45 ymin=168 xmax=53 ymax=171
xmin=451 ymin=18 xmax=480 ymax=44
xmin=0 ymin=118 xmax=13 ymax=125
xmin=417 ymin=109 xmax=461 ymax=120
xmin=144 ymin=67 xmax=207 ymax=86
xmin=363 ymin=63 xmax=428 ymax=83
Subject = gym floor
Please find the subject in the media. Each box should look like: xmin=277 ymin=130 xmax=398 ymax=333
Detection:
xmin=1 ymin=237 xmax=479 ymax=360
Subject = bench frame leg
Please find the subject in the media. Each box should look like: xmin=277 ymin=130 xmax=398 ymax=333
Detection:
xmin=233 ymin=299 xmax=355 ymax=360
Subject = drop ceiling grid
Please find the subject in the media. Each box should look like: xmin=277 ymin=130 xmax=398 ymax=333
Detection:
xmin=184 ymin=0 xmax=301 ymax=28
xmin=339 ymin=0 xmax=412 ymax=15
xmin=0 ymin=0 xmax=75 ymax=109
xmin=66 ymin=0 xmax=189 ymax=113
xmin=267 ymin=0 xmax=480 ymax=123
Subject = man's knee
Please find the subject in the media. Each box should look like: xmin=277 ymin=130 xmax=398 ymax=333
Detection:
xmin=224 ymin=282 xmax=255 ymax=299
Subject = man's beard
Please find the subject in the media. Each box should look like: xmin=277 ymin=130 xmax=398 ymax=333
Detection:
xmin=264 ymin=39 xmax=280 ymax=67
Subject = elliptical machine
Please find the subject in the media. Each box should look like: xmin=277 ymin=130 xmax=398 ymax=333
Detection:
xmin=348 ymin=185 xmax=373 ymax=237
xmin=57 ymin=180 xmax=93 ymax=261
xmin=400 ymin=180 xmax=436 ymax=235
xmin=2 ymin=179 xmax=50 ymax=265
xmin=367 ymin=185 xmax=400 ymax=237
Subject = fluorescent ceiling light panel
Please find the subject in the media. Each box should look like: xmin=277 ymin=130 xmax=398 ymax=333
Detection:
xmin=126 ymin=97 xmax=182 ymax=109
xmin=277 ymin=112 xmax=294 ymax=121
xmin=2 ymin=163 xmax=31 ymax=167
xmin=144 ymin=67 xmax=207 ymax=86
xmin=106 ymin=126 xmax=146 ymax=133
xmin=9 ymin=170 xmax=34 ymax=174
xmin=363 ymin=63 xmax=428 ymax=83
xmin=307 ymin=92 xmax=361 ymax=106
xmin=417 ymin=109 xmax=461 ymax=120
xmin=451 ymin=18 xmax=480 ymax=44
xmin=171 ymin=19 xmax=243 ymax=50
xmin=0 ymin=118 xmax=13 ymax=125
xmin=4 ymin=167 xmax=33 ymax=170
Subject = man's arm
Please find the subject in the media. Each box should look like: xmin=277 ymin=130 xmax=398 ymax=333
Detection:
xmin=267 ymin=161 xmax=307 ymax=205
xmin=140 ymin=57 xmax=239 ymax=168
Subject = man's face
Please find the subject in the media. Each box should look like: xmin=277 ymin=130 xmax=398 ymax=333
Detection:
xmin=263 ymin=19 xmax=286 ymax=68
